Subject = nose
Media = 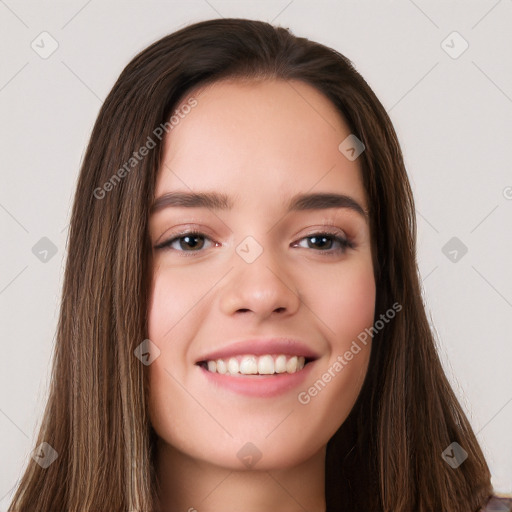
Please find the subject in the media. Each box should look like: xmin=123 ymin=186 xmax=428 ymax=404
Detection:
xmin=219 ymin=242 xmax=301 ymax=320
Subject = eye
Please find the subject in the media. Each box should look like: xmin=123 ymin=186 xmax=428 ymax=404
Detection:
xmin=293 ymin=231 xmax=355 ymax=255
xmin=154 ymin=231 xmax=215 ymax=254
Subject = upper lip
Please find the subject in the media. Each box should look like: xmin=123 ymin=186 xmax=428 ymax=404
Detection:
xmin=196 ymin=337 xmax=321 ymax=363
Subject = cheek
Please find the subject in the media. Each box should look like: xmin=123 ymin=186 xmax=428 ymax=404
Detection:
xmin=294 ymin=301 xmax=374 ymax=446
xmin=146 ymin=272 xmax=186 ymax=441
xmin=147 ymin=261 xmax=226 ymax=342
xmin=147 ymin=270 xmax=183 ymax=343
xmin=306 ymin=257 xmax=376 ymax=349
xmin=332 ymin=268 xmax=376 ymax=345
xmin=146 ymin=268 xmax=234 ymax=459
xmin=290 ymin=258 xmax=375 ymax=435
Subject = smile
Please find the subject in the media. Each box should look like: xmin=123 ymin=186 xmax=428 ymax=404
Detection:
xmin=196 ymin=354 xmax=316 ymax=397
xmin=197 ymin=354 xmax=314 ymax=376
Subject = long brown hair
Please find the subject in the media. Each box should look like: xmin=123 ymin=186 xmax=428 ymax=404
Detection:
xmin=9 ymin=18 xmax=494 ymax=512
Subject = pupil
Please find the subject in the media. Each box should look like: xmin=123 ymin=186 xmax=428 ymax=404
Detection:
xmin=183 ymin=235 xmax=203 ymax=250
xmin=311 ymin=235 xmax=330 ymax=249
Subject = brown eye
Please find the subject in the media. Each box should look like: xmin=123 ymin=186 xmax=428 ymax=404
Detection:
xmin=154 ymin=232 xmax=214 ymax=253
xmin=293 ymin=232 xmax=355 ymax=255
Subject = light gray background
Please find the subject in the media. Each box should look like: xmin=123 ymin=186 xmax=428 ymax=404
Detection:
xmin=1 ymin=0 xmax=511 ymax=507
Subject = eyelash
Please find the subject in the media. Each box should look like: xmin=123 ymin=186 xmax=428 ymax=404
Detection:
xmin=154 ymin=228 xmax=355 ymax=256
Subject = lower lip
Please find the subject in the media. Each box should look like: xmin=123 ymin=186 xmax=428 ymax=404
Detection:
xmin=198 ymin=362 xmax=315 ymax=398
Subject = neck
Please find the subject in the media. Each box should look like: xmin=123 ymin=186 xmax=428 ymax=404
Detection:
xmin=155 ymin=440 xmax=326 ymax=512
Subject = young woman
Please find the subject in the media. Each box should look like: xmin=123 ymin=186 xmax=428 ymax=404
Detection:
xmin=8 ymin=18 xmax=511 ymax=512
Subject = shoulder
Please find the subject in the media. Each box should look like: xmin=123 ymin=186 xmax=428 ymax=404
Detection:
xmin=480 ymin=494 xmax=512 ymax=511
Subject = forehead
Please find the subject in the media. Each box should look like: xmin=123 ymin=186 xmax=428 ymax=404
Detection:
xmin=155 ymin=78 xmax=366 ymax=210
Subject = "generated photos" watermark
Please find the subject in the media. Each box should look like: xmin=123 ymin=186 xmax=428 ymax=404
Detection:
xmin=297 ymin=301 xmax=402 ymax=405
xmin=93 ymin=97 xmax=198 ymax=200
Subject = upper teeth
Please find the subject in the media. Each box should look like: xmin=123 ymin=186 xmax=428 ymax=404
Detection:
xmin=205 ymin=355 xmax=306 ymax=375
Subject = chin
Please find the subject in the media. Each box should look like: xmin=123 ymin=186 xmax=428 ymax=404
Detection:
xmin=189 ymin=434 xmax=325 ymax=472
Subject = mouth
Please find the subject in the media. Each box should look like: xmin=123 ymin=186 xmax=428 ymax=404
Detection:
xmin=196 ymin=354 xmax=316 ymax=376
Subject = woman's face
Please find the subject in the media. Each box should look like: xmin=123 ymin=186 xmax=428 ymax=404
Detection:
xmin=147 ymin=78 xmax=376 ymax=471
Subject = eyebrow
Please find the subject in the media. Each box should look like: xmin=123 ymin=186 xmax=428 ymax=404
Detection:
xmin=150 ymin=191 xmax=368 ymax=220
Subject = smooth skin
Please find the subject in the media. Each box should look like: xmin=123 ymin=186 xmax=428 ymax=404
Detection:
xmin=147 ymin=78 xmax=376 ymax=512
